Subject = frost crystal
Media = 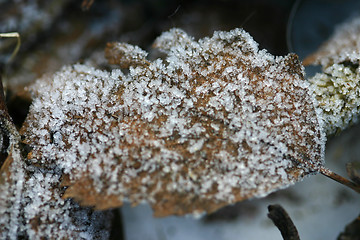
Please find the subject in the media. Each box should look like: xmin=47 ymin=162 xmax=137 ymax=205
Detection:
xmin=304 ymin=16 xmax=360 ymax=67
xmin=0 ymin=66 xmax=112 ymax=240
xmin=309 ymin=64 xmax=360 ymax=135
xmin=305 ymin=16 xmax=360 ymax=135
xmin=21 ymin=28 xmax=325 ymax=217
xmin=0 ymin=151 xmax=112 ymax=239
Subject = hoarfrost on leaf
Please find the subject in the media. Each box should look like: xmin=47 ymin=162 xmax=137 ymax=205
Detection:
xmin=105 ymin=42 xmax=149 ymax=68
xmin=305 ymin=16 xmax=360 ymax=135
xmin=0 ymin=143 xmax=113 ymax=239
xmin=304 ymin=16 xmax=360 ymax=67
xmin=21 ymin=28 xmax=326 ymax=217
xmin=0 ymin=66 xmax=113 ymax=239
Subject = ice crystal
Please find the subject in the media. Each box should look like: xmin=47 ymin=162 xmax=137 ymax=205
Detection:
xmin=0 ymin=69 xmax=112 ymax=240
xmin=309 ymin=64 xmax=360 ymax=135
xmin=19 ymin=28 xmax=325 ymax=218
xmin=0 ymin=147 xmax=113 ymax=239
xmin=304 ymin=16 xmax=360 ymax=68
xmin=305 ymin=16 xmax=360 ymax=135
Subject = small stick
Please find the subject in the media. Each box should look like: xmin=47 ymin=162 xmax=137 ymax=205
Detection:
xmin=319 ymin=167 xmax=360 ymax=193
xmin=268 ymin=204 xmax=300 ymax=240
xmin=81 ymin=0 xmax=95 ymax=11
xmin=0 ymin=32 xmax=21 ymax=63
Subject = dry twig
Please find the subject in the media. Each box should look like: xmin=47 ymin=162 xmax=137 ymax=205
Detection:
xmin=268 ymin=204 xmax=300 ymax=240
xmin=0 ymin=32 xmax=21 ymax=63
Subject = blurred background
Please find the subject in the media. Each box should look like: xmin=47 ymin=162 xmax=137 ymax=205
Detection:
xmin=0 ymin=0 xmax=359 ymax=239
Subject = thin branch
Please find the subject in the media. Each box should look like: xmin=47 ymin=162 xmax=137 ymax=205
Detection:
xmin=81 ymin=0 xmax=95 ymax=11
xmin=319 ymin=167 xmax=360 ymax=193
xmin=0 ymin=32 xmax=21 ymax=63
xmin=267 ymin=204 xmax=300 ymax=240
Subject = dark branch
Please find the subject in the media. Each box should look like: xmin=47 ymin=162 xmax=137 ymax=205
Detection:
xmin=267 ymin=204 xmax=300 ymax=240
xmin=0 ymin=71 xmax=21 ymax=168
xmin=0 ymin=74 xmax=11 ymax=167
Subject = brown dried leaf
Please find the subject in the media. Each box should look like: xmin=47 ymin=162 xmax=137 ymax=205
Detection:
xmin=0 ymin=78 xmax=113 ymax=240
xmin=0 ymin=152 xmax=14 ymax=186
xmin=21 ymin=28 xmax=325 ymax=217
xmin=62 ymin=173 xmax=123 ymax=210
xmin=105 ymin=42 xmax=150 ymax=68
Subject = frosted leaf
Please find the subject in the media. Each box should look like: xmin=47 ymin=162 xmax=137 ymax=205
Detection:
xmin=304 ymin=16 xmax=360 ymax=67
xmin=0 ymin=148 xmax=113 ymax=239
xmin=305 ymin=16 xmax=360 ymax=135
xmin=152 ymin=28 xmax=196 ymax=53
xmin=21 ymin=28 xmax=325 ymax=217
xmin=0 ymin=86 xmax=112 ymax=240
xmin=105 ymin=42 xmax=149 ymax=68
